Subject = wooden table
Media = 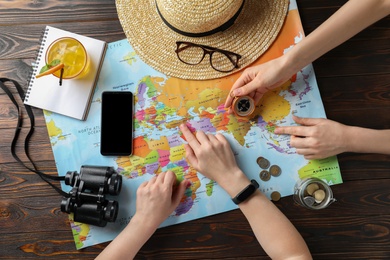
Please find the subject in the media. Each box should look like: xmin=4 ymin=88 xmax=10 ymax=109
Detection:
xmin=1 ymin=1 xmax=389 ymax=259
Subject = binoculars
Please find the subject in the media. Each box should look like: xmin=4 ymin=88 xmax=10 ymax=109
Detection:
xmin=61 ymin=165 xmax=122 ymax=227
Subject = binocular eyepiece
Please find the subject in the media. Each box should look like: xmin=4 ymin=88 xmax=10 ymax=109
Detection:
xmin=61 ymin=166 xmax=122 ymax=227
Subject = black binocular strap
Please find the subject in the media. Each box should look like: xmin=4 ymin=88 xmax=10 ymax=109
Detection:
xmin=0 ymin=78 xmax=68 ymax=197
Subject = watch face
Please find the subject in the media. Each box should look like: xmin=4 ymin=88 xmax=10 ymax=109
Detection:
xmin=232 ymin=180 xmax=259 ymax=204
xmin=232 ymin=96 xmax=255 ymax=117
xmin=236 ymin=185 xmax=256 ymax=201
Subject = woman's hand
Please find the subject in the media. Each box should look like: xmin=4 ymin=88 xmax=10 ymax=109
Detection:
xmin=134 ymin=170 xmax=189 ymax=229
xmin=180 ymin=124 xmax=249 ymax=196
xmin=274 ymin=115 xmax=349 ymax=159
xmin=97 ymin=171 xmax=189 ymax=260
xmin=225 ymin=56 xmax=295 ymax=112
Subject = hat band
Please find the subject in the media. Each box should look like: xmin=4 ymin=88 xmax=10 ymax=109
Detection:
xmin=155 ymin=0 xmax=245 ymax=38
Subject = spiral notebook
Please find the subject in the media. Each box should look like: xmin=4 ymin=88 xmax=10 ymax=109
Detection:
xmin=25 ymin=26 xmax=107 ymax=120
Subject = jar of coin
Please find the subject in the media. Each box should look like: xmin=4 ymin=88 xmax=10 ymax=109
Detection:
xmin=293 ymin=178 xmax=336 ymax=210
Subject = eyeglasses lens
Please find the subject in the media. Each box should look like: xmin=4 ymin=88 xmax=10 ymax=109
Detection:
xmin=177 ymin=44 xmax=204 ymax=65
xmin=210 ymin=52 xmax=238 ymax=72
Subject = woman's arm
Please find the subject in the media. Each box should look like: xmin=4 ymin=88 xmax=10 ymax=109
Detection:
xmin=343 ymin=126 xmax=390 ymax=155
xmin=274 ymin=116 xmax=390 ymax=159
xmin=180 ymin=124 xmax=312 ymax=259
xmin=225 ymin=0 xmax=390 ymax=107
xmin=96 ymin=171 xmax=189 ymax=260
xmin=286 ymin=0 xmax=390 ymax=74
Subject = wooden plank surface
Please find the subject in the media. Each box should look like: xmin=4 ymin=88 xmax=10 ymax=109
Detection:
xmin=1 ymin=0 xmax=389 ymax=259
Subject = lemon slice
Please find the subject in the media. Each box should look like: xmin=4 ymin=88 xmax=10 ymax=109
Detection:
xmin=36 ymin=63 xmax=64 ymax=78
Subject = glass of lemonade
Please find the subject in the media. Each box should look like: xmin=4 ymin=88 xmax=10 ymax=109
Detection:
xmin=45 ymin=37 xmax=89 ymax=79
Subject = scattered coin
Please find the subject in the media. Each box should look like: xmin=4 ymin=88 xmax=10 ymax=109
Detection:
xmin=306 ymin=183 xmax=320 ymax=195
xmin=259 ymin=170 xmax=271 ymax=181
xmin=303 ymin=196 xmax=316 ymax=207
xmin=269 ymin=165 xmax=282 ymax=177
xmin=271 ymin=191 xmax=281 ymax=201
xmin=313 ymin=189 xmax=326 ymax=203
xmin=256 ymin=157 xmax=270 ymax=169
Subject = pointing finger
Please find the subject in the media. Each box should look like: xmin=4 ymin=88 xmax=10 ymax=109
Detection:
xmin=180 ymin=124 xmax=200 ymax=150
xmin=293 ymin=115 xmax=324 ymax=126
xmin=184 ymin=143 xmax=198 ymax=168
xmin=274 ymin=126 xmax=308 ymax=137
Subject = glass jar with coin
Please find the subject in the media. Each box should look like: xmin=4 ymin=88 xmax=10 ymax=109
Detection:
xmin=293 ymin=178 xmax=336 ymax=210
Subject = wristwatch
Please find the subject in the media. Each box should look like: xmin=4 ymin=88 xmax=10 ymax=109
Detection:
xmin=232 ymin=179 xmax=259 ymax=205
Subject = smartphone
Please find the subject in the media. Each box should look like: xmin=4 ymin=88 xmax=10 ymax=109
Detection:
xmin=100 ymin=91 xmax=134 ymax=156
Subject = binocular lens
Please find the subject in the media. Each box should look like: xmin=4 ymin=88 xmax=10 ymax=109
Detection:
xmin=108 ymin=173 xmax=122 ymax=195
xmin=104 ymin=200 xmax=119 ymax=222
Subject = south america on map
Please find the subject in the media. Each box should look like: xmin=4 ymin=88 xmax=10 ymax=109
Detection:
xmin=44 ymin=3 xmax=342 ymax=249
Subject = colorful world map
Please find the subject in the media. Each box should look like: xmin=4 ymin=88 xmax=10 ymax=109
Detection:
xmin=44 ymin=5 xmax=342 ymax=249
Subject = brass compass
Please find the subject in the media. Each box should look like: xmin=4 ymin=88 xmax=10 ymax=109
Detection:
xmin=232 ymin=96 xmax=255 ymax=117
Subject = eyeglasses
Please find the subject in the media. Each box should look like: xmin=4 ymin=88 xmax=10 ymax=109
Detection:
xmin=175 ymin=41 xmax=242 ymax=73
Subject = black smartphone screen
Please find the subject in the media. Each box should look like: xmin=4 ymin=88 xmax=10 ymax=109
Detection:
xmin=100 ymin=91 xmax=134 ymax=156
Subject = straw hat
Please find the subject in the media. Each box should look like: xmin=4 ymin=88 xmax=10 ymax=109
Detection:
xmin=116 ymin=0 xmax=289 ymax=80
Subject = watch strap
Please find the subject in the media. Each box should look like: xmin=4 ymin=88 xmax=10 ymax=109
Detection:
xmin=232 ymin=179 xmax=259 ymax=205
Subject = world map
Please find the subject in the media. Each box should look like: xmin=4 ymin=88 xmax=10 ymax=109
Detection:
xmin=44 ymin=4 xmax=342 ymax=249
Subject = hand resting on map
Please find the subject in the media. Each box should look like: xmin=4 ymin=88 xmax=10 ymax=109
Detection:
xmin=180 ymin=124 xmax=250 ymax=197
xmin=275 ymin=115 xmax=390 ymax=159
xmin=96 ymin=171 xmax=189 ymax=260
xmin=274 ymin=116 xmax=350 ymax=159
xmin=180 ymin=124 xmax=311 ymax=259
xmin=135 ymin=171 xmax=189 ymax=230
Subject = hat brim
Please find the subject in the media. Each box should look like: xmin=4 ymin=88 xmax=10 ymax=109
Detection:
xmin=116 ymin=0 xmax=289 ymax=80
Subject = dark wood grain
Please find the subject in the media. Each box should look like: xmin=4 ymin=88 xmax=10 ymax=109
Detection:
xmin=1 ymin=0 xmax=389 ymax=259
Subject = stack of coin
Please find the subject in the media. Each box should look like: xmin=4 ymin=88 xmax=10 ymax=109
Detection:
xmin=256 ymin=156 xmax=282 ymax=182
xmin=257 ymin=157 xmax=270 ymax=169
